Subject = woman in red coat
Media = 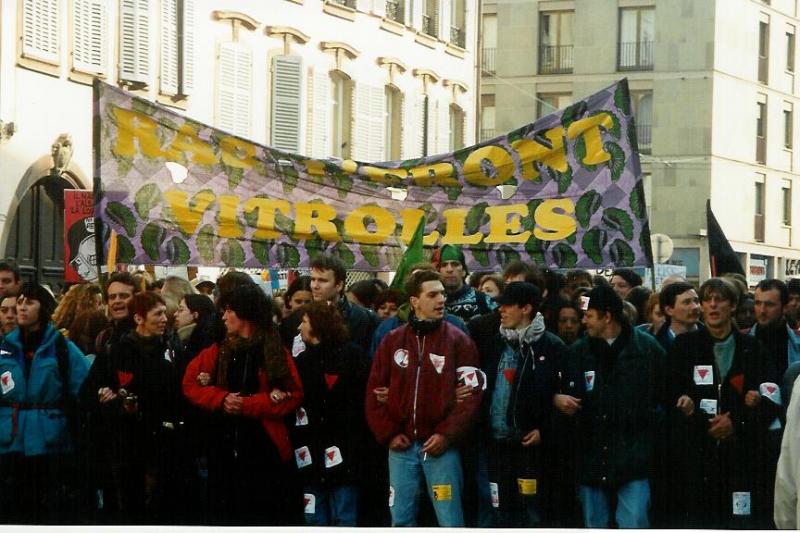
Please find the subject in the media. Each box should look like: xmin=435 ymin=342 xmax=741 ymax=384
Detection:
xmin=183 ymin=285 xmax=303 ymax=525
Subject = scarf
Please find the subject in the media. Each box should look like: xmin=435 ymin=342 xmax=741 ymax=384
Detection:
xmin=499 ymin=312 xmax=546 ymax=347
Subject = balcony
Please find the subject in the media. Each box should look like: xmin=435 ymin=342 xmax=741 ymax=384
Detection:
xmin=422 ymin=14 xmax=437 ymax=37
xmin=385 ymin=0 xmax=403 ymax=23
xmin=758 ymin=55 xmax=769 ymax=84
xmin=450 ymin=26 xmax=465 ymax=48
xmin=482 ymin=47 xmax=496 ymax=74
xmin=756 ymin=135 xmax=766 ymax=164
xmin=618 ymin=41 xmax=654 ymax=71
xmin=480 ymin=129 xmax=496 ymax=141
xmin=539 ymin=45 xmax=574 ymax=74
xmin=755 ymin=213 xmax=765 ymax=242
xmin=636 ymin=124 xmax=651 ymax=154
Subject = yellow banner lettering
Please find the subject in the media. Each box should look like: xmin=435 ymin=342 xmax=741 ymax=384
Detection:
xmin=534 ymin=198 xmax=577 ymax=241
xmin=400 ymin=209 xmax=440 ymax=245
xmin=218 ymin=195 xmax=243 ymax=239
xmin=511 ymin=127 xmax=567 ymax=181
xmin=165 ymin=124 xmax=217 ymax=166
xmin=220 ymin=136 xmax=259 ymax=169
xmin=112 ymin=107 xmax=165 ymax=159
xmin=164 ymin=189 xmax=216 ymax=235
xmin=243 ymin=198 xmax=292 ymax=240
xmin=409 ymin=163 xmax=458 ymax=187
xmin=567 ymin=113 xmax=613 ymax=166
xmin=294 ymin=203 xmax=341 ymax=241
xmin=484 ymin=204 xmax=531 ymax=243
xmin=462 ymin=145 xmax=515 ymax=187
xmin=344 ymin=206 xmax=397 ymax=244
xmin=441 ymin=208 xmax=483 ymax=245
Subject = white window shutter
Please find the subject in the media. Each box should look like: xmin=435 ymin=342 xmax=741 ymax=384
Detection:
xmin=352 ymin=82 xmax=371 ymax=161
xmin=120 ymin=0 xmax=150 ymax=83
xmin=405 ymin=0 xmax=413 ymax=26
xmin=369 ymin=85 xmax=386 ymax=161
xmin=182 ymin=0 xmax=195 ymax=94
xmin=271 ymin=56 xmax=303 ymax=153
xmin=160 ymin=0 xmax=178 ymax=94
xmin=372 ymin=0 xmax=386 ymax=18
xmin=401 ymin=93 xmax=425 ymax=159
xmin=310 ymin=69 xmax=331 ymax=158
xmin=217 ymin=42 xmax=252 ymax=138
xmin=411 ymin=0 xmax=423 ymax=30
xmin=23 ymin=0 xmax=60 ymax=63
xmin=439 ymin=101 xmax=451 ymax=153
xmin=73 ymin=0 xmax=106 ymax=74
xmin=440 ymin=0 xmax=451 ymax=43
xmin=356 ymin=0 xmax=370 ymax=12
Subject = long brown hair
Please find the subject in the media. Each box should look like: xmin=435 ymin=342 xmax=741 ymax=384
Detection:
xmin=303 ymin=301 xmax=349 ymax=346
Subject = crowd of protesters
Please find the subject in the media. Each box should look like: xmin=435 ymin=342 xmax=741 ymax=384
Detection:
xmin=1 ymin=250 xmax=800 ymax=527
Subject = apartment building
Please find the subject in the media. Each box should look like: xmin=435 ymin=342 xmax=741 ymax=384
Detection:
xmin=481 ymin=0 xmax=800 ymax=285
xmin=0 ymin=0 xmax=477 ymax=288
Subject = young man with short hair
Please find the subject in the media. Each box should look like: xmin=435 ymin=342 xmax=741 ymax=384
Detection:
xmin=433 ymin=245 xmax=493 ymax=323
xmin=0 ymin=283 xmax=89 ymax=523
xmin=0 ymin=261 xmax=22 ymax=298
xmin=366 ymin=270 xmax=482 ymax=526
xmin=655 ymin=282 xmax=702 ymax=351
xmin=0 ymin=294 xmax=17 ymax=335
xmin=473 ymin=282 xmax=565 ymax=526
xmin=667 ymin=278 xmax=781 ymax=528
xmin=556 ymin=284 xmax=666 ymax=528
xmin=95 ymin=272 xmax=140 ymax=359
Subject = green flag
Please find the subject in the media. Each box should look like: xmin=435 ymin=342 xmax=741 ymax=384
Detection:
xmin=390 ymin=216 xmax=426 ymax=291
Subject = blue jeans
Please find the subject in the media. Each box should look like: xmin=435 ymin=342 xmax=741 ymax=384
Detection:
xmin=303 ymin=484 xmax=359 ymax=526
xmin=388 ymin=441 xmax=464 ymax=527
xmin=578 ymin=479 xmax=650 ymax=528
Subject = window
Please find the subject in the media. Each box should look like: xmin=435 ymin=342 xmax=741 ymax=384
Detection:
xmin=537 ymin=93 xmax=571 ymax=119
xmin=759 ymin=17 xmax=770 ymax=84
xmin=482 ymin=14 xmax=497 ymax=74
xmin=216 ymin=42 xmax=252 ymax=137
xmin=785 ymin=103 xmax=794 ymax=149
xmin=385 ymin=0 xmax=404 ymax=23
xmin=539 ymin=11 xmax=574 ymax=74
xmin=618 ymin=7 xmax=654 ymax=71
xmin=783 ymin=180 xmax=793 ymax=225
xmin=632 ymin=91 xmax=653 ymax=154
xmin=21 ymin=0 xmax=60 ymax=64
xmin=330 ymin=72 xmax=353 ymax=159
xmin=422 ymin=0 xmax=438 ymax=38
xmin=450 ymin=0 xmax=466 ymax=47
xmin=756 ymin=177 xmax=766 ymax=241
xmin=788 ymin=25 xmax=796 ymax=73
xmin=120 ymin=0 xmax=150 ymax=85
xmin=481 ymin=93 xmax=496 ymax=141
xmin=449 ymin=105 xmax=465 ymax=151
xmin=72 ymin=0 xmax=107 ymax=75
xmin=160 ymin=0 xmax=195 ymax=96
xmin=271 ymin=56 xmax=303 ymax=153
xmin=757 ymin=96 xmax=767 ymax=164
xmin=385 ymin=86 xmax=402 ymax=160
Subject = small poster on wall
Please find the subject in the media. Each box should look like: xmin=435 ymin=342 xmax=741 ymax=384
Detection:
xmin=64 ymin=190 xmax=98 ymax=282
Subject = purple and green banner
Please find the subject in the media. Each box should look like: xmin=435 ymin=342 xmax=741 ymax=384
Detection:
xmin=93 ymin=79 xmax=652 ymax=271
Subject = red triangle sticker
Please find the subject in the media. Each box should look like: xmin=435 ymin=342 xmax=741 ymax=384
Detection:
xmin=299 ymin=450 xmax=307 ymax=460
xmin=325 ymin=373 xmax=339 ymax=390
xmin=327 ymin=450 xmax=336 ymax=461
xmin=698 ymin=369 xmax=709 ymax=379
xmin=1 ymin=376 xmax=7 ymax=386
xmin=503 ymin=368 xmax=516 ymax=384
xmin=587 ymin=375 xmax=594 ymax=383
xmin=767 ymin=385 xmax=776 ymax=394
xmin=467 ymin=372 xmax=475 ymax=381
xmin=304 ymin=497 xmax=310 ymax=506
xmin=117 ymin=371 xmax=133 ymax=388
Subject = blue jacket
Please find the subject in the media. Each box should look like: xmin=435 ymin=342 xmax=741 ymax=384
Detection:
xmin=0 ymin=324 xmax=89 ymax=456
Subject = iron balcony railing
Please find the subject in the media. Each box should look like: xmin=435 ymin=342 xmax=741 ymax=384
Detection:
xmin=539 ymin=44 xmax=574 ymax=74
xmin=480 ymin=129 xmax=496 ymax=141
xmin=385 ymin=0 xmax=403 ymax=22
xmin=636 ymin=124 xmax=651 ymax=153
xmin=330 ymin=0 xmax=357 ymax=8
xmin=756 ymin=135 xmax=767 ymax=164
xmin=422 ymin=14 xmax=437 ymax=37
xmin=482 ymin=47 xmax=496 ymax=73
xmin=618 ymin=41 xmax=654 ymax=71
xmin=450 ymin=26 xmax=465 ymax=48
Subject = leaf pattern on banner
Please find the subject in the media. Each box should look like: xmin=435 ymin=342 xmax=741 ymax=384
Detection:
xmin=555 ymin=166 xmax=573 ymax=194
xmin=134 ymin=183 xmax=162 ymax=219
xmin=252 ymin=239 xmax=271 ymax=266
xmin=524 ymin=235 xmax=546 ymax=265
xmin=582 ymin=227 xmax=608 ymax=265
xmin=576 ymin=190 xmax=602 ymax=229
xmin=496 ymin=245 xmax=521 ymax=267
xmin=614 ymin=83 xmax=631 ymax=116
xmin=116 ymin=235 xmax=135 ymax=264
xmin=522 ymin=199 xmax=544 ymax=232
xmin=196 ymin=225 xmax=217 ymax=264
xmin=592 ymin=110 xmax=621 ymax=140
xmin=106 ymin=202 xmax=137 ymax=237
xmin=604 ymin=142 xmax=625 ymax=181
xmin=574 ymin=136 xmax=597 ymax=172
xmin=167 ymin=237 xmax=191 ymax=264
xmin=609 ymin=239 xmax=635 ymax=267
xmin=282 ymin=165 xmax=299 ymax=195
xmin=466 ymin=202 xmax=490 ymax=234
xmin=601 ymin=208 xmax=634 ymax=240
xmin=141 ymin=222 xmax=165 ymax=261
xmin=446 ymin=185 xmax=462 ymax=202
xmin=472 ymin=241 xmax=491 ymax=267
xmin=627 ymin=121 xmax=639 ymax=153
xmin=630 ymin=184 xmax=647 ymax=220
xmin=276 ymin=242 xmax=300 ymax=268
xmin=561 ymin=101 xmax=588 ymax=129
xmin=220 ymin=239 xmax=245 ymax=267
xmin=552 ymin=242 xmax=578 ymax=268
xmin=361 ymin=244 xmax=381 ymax=267
xmin=305 ymin=233 xmax=329 ymax=260
xmin=331 ymin=242 xmax=356 ymax=269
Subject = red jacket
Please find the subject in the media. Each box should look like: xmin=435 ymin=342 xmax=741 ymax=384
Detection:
xmin=366 ymin=321 xmax=482 ymax=446
xmin=182 ymin=343 xmax=303 ymax=462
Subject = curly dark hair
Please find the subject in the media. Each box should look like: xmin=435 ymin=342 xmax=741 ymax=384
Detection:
xmin=302 ymin=301 xmax=349 ymax=346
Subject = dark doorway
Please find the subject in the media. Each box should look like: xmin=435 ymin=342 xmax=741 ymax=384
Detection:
xmin=5 ymin=175 xmax=74 ymax=294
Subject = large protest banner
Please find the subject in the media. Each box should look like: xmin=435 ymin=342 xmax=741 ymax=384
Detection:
xmin=93 ymin=79 xmax=652 ymax=271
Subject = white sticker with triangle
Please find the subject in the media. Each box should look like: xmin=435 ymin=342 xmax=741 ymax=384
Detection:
xmin=584 ymin=370 xmax=595 ymax=392
xmin=294 ymin=446 xmax=312 ymax=469
xmin=693 ymin=365 xmax=713 ymax=386
xmin=324 ymin=446 xmax=343 ymax=468
xmin=0 ymin=371 xmax=14 ymax=394
xmin=303 ymin=493 xmax=315 ymax=514
xmin=759 ymin=382 xmax=782 ymax=405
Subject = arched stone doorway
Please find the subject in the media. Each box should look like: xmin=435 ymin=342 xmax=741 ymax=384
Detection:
xmin=3 ymin=140 xmax=88 ymax=294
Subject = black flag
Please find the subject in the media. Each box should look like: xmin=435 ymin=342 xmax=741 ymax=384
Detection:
xmin=706 ymin=199 xmax=745 ymax=277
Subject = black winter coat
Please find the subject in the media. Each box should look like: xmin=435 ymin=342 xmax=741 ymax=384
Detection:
xmin=666 ymin=328 xmax=780 ymax=528
xmin=289 ymin=340 xmax=370 ymax=486
xmin=561 ymin=326 xmax=667 ymax=488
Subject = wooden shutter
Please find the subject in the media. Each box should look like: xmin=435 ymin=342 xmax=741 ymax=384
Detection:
xmin=310 ymin=69 xmax=331 ymax=158
xmin=217 ymin=42 xmax=252 ymax=137
xmin=120 ymin=0 xmax=150 ymax=83
xmin=401 ymin=92 xmax=425 ymax=159
xmin=73 ymin=0 xmax=106 ymax=74
xmin=181 ymin=0 xmax=195 ymax=94
xmin=356 ymin=0 xmax=370 ymax=12
xmin=368 ymin=85 xmax=386 ymax=161
xmin=440 ymin=0 xmax=450 ymax=43
xmin=160 ymin=0 xmax=178 ymax=94
xmin=352 ymin=82 xmax=371 ymax=161
xmin=22 ymin=0 xmax=60 ymax=63
xmin=271 ymin=55 xmax=303 ymax=153
xmin=372 ymin=0 xmax=386 ymax=17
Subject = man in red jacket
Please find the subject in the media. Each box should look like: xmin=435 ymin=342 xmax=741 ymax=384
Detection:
xmin=366 ymin=270 xmax=482 ymax=526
